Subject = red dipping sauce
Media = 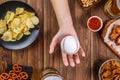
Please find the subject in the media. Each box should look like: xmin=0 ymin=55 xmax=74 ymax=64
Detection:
xmin=87 ymin=16 xmax=103 ymax=32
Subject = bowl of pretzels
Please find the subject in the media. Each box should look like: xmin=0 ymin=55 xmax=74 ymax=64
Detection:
xmin=0 ymin=64 xmax=33 ymax=80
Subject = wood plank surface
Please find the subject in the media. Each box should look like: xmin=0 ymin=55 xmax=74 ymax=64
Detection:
xmin=0 ymin=0 xmax=119 ymax=80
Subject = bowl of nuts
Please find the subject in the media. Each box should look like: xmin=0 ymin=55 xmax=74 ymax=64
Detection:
xmin=77 ymin=0 xmax=101 ymax=9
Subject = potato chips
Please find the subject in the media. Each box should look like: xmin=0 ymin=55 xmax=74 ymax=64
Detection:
xmin=0 ymin=7 xmax=39 ymax=41
xmin=100 ymin=60 xmax=120 ymax=80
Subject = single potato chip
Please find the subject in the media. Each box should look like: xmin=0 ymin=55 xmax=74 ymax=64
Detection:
xmin=12 ymin=32 xmax=19 ymax=39
xmin=102 ymin=70 xmax=111 ymax=78
xmin=31 ymin=16 xmax=39 ymax=25
xmin=18 ymin=14 xmax=29 ymax=24
xmin=24 ymin=31 xmax=31 ymax=35
xmin=5 ymin=11 xmax=15 ymax=24
xmin=102 ymin=61 xmax=111 ymax=70
xmin=0 ymin=20 xmax=7 ymax=34
xmin=12 ymin=18 xmax=21 ymax=26
xmin=16 ymin=7 xmax=24 ymax=15
xmin=111 ymin=60 xmax=120 ymax=67
xmin=17 ymin=33 xmax=23 ymax=40
xmin=114 ymin=75 xmax=120 ymax=80
xmin=24 ymin=11 xmax=35 ymax=17
xmin=113 ymin=68 xmax=120 ymax=74
xmin=25 ymin=18 xmax=34 ymax=28
xmin=1 ymin=30 xmax=13 ymax=41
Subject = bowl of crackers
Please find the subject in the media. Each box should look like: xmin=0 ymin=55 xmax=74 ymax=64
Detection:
xmin=98 ymin=59 xmax=120 ymax=80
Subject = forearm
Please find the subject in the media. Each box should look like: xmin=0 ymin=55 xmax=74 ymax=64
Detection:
xmin=50 ymin=0 xmax=73 ymax=28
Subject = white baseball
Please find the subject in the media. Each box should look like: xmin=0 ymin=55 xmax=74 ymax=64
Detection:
xmin=61 ymin=36 xmax=80 ymax=54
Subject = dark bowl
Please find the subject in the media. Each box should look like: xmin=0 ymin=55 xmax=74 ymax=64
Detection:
xmin=0 ymin=1 xmax=40 ymax=50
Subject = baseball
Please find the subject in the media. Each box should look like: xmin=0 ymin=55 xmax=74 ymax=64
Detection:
xmin=61 ymin=36 xmax=80 ymax=54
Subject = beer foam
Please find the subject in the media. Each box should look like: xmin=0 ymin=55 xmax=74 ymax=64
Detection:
xmin=44 ymin=76 xmax=62 ymax=80
xmin=117 ymin=0 xmax=120 ymax=10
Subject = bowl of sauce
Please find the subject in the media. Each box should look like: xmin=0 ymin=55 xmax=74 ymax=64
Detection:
xmin=87 ymin=16 xmax=103 ymax=32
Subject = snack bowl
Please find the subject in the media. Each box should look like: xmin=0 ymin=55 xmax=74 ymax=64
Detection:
xmin=0 ymin=64 xmax=33 ymax=80
xmin=77 ymin=0 xmax=102 ymax=9
xmin=98 ymin=59 xmax=120 ymax=80
xmin=0 ymin=1 xmax=40 ymax=50
xmin=87 ymin=16 xmax=103 ymax=32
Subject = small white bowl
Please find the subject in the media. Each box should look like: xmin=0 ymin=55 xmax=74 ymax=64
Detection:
xmin=87 ymin=16 xmax=103 ymax=32
xmin=98 ymin=59 xmax=120 ymax=80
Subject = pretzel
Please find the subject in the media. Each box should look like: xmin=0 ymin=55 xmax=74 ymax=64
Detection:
xmin=13 ymin=64 xmax=19 ymax=67
xmin=17 ymin=76 xmax=22 ymax=80
xmin=12 ymin=64 xmax=22 ymax=73
xmin=18 ymin=72 xmax=28 ymax=79
xmin=0 ymin=73 xmax=9 ymax=79
xmin=9 ymin=70 xmax=15 ymax=78
xmin=12 ymin=74 xmax=18 ymax=79
xmin=11 ymin=74 xmax=21 ymax=80
xmin=0 ymin=64 xmax=29 ymax=80
xmin=11 ymin=75 xmax=22 ymax=80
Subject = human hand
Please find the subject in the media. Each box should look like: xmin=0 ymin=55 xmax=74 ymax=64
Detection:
xmin=49 ymin=25 xmax=85 ymax=67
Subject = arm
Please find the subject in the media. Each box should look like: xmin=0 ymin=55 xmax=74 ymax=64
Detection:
xmin=50 ymin=0 xmax=73 ymax=27
xmin=50 ymin=0 xmax=85 ymax=67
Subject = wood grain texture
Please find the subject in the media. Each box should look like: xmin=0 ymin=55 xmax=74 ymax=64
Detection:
xmin=0 ymin=0 xmax=119 ymax=80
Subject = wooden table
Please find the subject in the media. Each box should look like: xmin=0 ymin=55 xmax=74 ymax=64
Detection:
xmin=0 ymin=0 xmax=119 ymax=80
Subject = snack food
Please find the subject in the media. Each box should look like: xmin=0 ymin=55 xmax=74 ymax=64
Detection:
xmin=0 ymin=7 xmax=39 ymax=41
xmin=81 ymin=0 xmax=98 ymax=7
xmin=109 ymin=25 xmax=120 ymax=41
xmin=116 ymin=36 xmax=120 ymax=45
xmin=0 ymin=73 xmax=9 ymax=79
xmin=0 ymin=64 xmax=29 ymax=80
xmin=18 ymin=72 xmax=28 ymax=79
xmin=78 ymin=0 xmax=100 ymax=8
xmin=102 ymin=19 xmax=120 ymax=58
xmin=12 ymin=64 xmax=22 ymax=73
xmin=99 ymin=60 xmax=120 ymax=80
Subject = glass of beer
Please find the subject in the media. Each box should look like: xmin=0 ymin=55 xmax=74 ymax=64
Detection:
xmin=104 ymin=0 xmax=120 ymax=18
xmin=40 ymin=68 xmax=64 ymax=80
